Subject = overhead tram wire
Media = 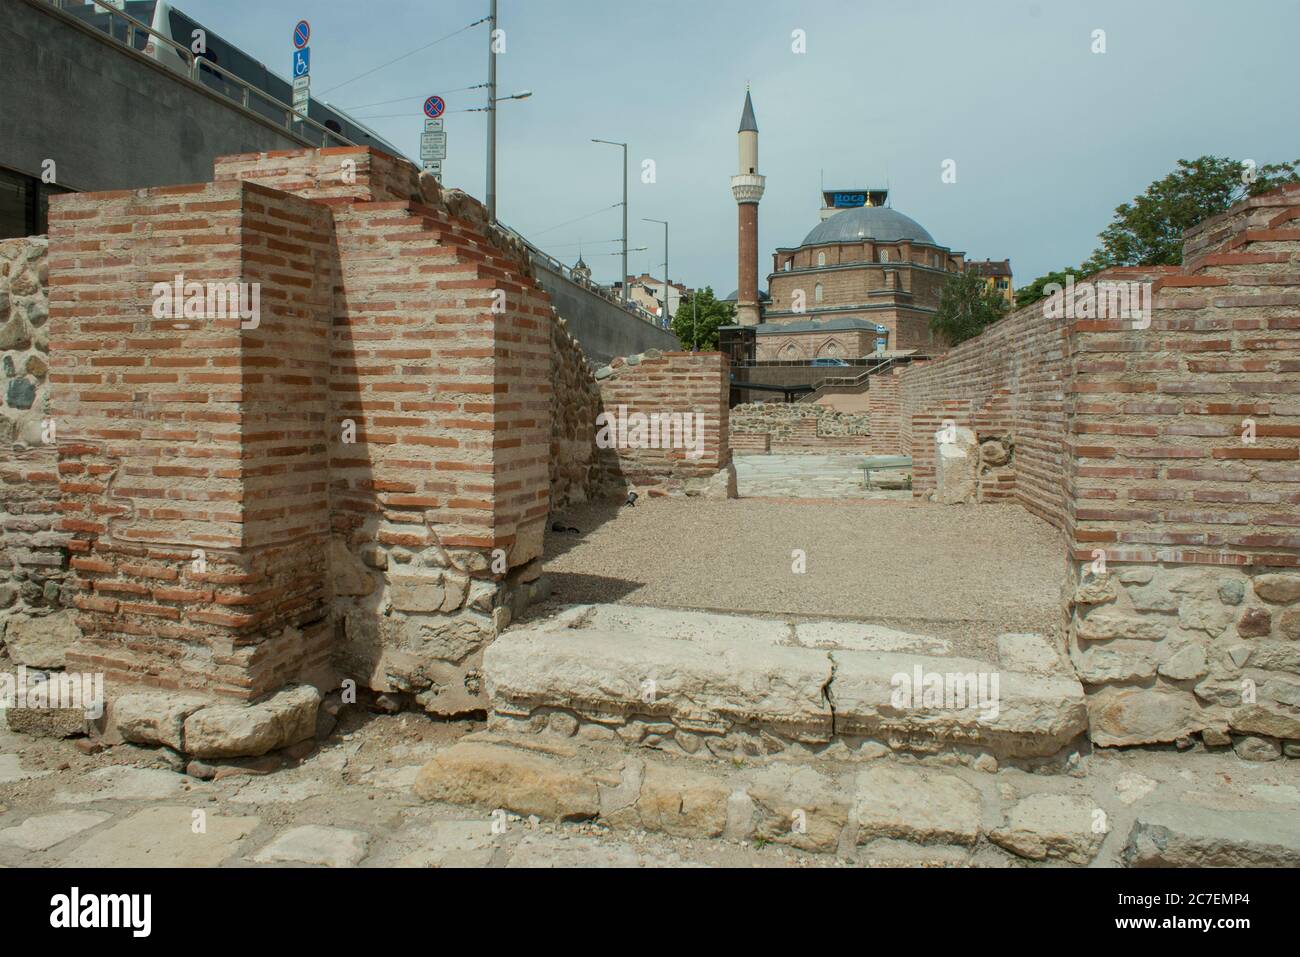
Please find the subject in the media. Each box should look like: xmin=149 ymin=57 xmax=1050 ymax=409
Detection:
xmin=529 ymin=203 xmax=623 ymax=238
xmin=342 ymin=84 xmax=487 ymax=112
xmin=316 ymin=16 xmax=489 ymax=97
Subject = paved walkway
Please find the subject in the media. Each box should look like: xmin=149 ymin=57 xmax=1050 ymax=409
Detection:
xmin=1 ymin=712 xmax=1295 ymax=868
xmin=734 ymin=453 xmax=910 ymax=500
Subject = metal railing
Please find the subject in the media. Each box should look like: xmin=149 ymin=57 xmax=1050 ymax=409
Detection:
xmin=495 ymin=222 xmax=668 ymax=329
xmin=43 ymin=0 xmax=356 ymax=150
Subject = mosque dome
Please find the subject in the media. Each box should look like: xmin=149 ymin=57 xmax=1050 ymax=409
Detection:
xmin=801 ymin=206 xmax=935 ymax=247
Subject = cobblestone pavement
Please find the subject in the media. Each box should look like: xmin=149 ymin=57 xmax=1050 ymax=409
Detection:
xmin=734 ymin=453 xmax=910 ymax=500
xmin=0 ymin=715 xmax=829 ymax=869
xmin=1 ymin=711 xmax=1296 ymax=868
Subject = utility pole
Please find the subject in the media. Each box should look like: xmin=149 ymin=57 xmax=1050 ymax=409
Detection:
xmin=485 ymin=0 xmax=498 ymax=221
xmin=592 ymin=139 xmax=628 ymax=303
xmin=643 ymin=217 xmax=668 ymax=328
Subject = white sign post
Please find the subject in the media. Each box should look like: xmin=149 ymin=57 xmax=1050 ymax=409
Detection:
xmin=291 ymin=20 xmax=311 ymax=119
xmin=421 ymin=97 xmax=447 ymax=180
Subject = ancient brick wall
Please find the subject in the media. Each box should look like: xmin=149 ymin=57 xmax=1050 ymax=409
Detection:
xmin=864 ymin=366 xmax=902 ymax=454
xmin=594 ymin=351 xmax=732 ymax=496
xmin=894 ymin=294 xmax=1069 ymax=527
xmin=45 ymin=180 xmax=336 ymax=698
xmin=1065 ymin=185 xmax=1300 ymax=752
xmin=22 ymin=146 xmax=565 ymax=712
xmin=212 ymin=147 xmax=556 ymax=713
xmin=876 ymin=183 xmax=1300 ymax=752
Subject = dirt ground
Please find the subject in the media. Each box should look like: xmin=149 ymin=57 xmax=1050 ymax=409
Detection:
xmin=543 ymin=497 xmax=1065 ymax=649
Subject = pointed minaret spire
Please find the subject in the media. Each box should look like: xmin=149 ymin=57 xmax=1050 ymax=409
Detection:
xmin=738 ymin=89 xmax=758 ymax=134
xmin=731 ymin=87 xmax=765 ymax=326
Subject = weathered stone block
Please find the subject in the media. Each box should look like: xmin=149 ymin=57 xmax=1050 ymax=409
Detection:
xmin=112 ymin=691 xmax=211 ymax=751
xmin=182 ymin=685 xmax=320 ymax=759
xmin=990 ymin=794 xmax=1105 ymax=864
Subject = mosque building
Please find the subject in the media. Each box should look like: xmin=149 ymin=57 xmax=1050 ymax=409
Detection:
xmin=723 ymin=89 xmax=1009 ymax=363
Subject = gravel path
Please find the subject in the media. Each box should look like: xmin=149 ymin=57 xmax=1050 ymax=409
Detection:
xmin=543 ymin=498 xmax=1065 ymax=647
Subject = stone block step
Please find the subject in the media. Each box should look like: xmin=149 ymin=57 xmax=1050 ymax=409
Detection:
xmin=484 ymin=605 xmax=1087 ymax=764
xmin=412 ymin=734 xmax=1300 ymax=864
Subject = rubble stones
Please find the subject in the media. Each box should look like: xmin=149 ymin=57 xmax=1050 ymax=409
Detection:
xmin=112 ymin=692 xmax=211 ymax=751
xmin=3 ymin=611 xmax=76 ymax=669
xmin=1232 ymin=735 xmax=1281 ymax=761
xmin=182 ymin=686 xmax=321 ymax=759
xmin=1088 ymin=686 xmax=1202 ymax=747
xmin=1252 ymin=574 xmax=1300 ymax=605
xmin=1237 ymin=607 xmax=1272 ymax=638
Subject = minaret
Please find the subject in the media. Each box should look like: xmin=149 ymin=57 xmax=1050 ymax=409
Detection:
xmin=731 ymin=88 xmax=765 ymax=326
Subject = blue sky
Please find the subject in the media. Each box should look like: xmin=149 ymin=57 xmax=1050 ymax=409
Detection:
xmin=182 ymin=0 xmax=1298 ymax=293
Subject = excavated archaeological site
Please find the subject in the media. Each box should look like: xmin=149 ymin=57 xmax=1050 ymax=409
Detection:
xmin=0 ymin=148 xmax=1297 ymax=868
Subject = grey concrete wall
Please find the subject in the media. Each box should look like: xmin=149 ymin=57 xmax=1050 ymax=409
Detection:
xmin=2 ymin=0 xmax=311 ymax=191
xmin=532 ymin=259 xmax=680 ymax=366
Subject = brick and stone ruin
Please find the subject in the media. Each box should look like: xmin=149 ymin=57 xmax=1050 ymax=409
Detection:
xmin=1 ymin=149 xmax=1297 ymax=866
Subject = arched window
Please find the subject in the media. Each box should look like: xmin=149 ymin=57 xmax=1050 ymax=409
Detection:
xmin=819 ymin=339 xmax=844 ymax=358
xmin=880 ymin=249 xmax=890 ymax=263
xmin=814 ymin=283 xmax=824 ymax=303
xmin=817 ymin=252 xmax=826 ymax=267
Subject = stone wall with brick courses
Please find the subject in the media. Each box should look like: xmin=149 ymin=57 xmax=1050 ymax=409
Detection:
xmin=1 ymin=237 xmax=61 ymax=624
xmin=594 ymin=352 xmax=732 ymax=495
xmin=728 ymin=401 xmax=871 ymax=452
xmin=22 ymin=145 xmax=566 ymax=712
xmin=218 ymin=148 xmax=556 ymax=714
xmin=550 ymin=319 xmax=601 ymax=510
xmin=1064 ymin=184 xmax=1300 ymax=753
xmin=871 ymin=183 xmax=1300 ymax=753
xmin=1 ymin=238 xmax=50 ymax=447
xmin=0 ymin=447 xmax=63 ymax=622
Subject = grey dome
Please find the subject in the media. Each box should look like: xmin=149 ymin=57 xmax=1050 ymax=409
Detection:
xmin=801 ymin=207 xmax=935 ymax=247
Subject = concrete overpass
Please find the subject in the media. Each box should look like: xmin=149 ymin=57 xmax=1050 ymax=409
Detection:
xmin=2 ymin=0 xmax=678 ymax=361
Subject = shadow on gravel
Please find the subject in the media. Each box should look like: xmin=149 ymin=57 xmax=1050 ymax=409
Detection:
xmin=544 ymin=497 xmax=626 ymax=562
xmin=536 ymin=572 xmax=645 ymax=608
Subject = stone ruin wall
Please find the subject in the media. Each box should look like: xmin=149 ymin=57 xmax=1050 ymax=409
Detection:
xmin=1 ymin=237 xmax=64 ymax=631
xmin=729 ymin=402 xmax=870 ymax=447
xmin=871 ymin=183 xmax=1300 ymax=757
xmin=0 ymin=146 xmax=733 ymax=752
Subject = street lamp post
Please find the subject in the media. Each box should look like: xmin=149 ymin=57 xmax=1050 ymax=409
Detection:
xmin=643 ymin=217 xmax=668 ymax=329
xmin=485 ymin=0 xmax=497 ymax=221
xmin=592 ymin=139 xmax=628 ymax=303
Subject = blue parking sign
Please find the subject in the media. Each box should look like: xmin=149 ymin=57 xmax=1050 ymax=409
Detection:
xmin=293 ymin=47 xmax=310 ymax=78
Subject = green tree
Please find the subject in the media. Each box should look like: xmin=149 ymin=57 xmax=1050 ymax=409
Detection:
xmin=930 ymin=270 xmax=1009 ymax=347
xmin=1016 ymin=155 xmax=1300 ymax=307
xmin=1015 ymin=266 xmax=1081 ymax=309
xmin=1083 ymin=156 xmax=1299 ymax=272
xmin=670 ymin=286 xmax=735 ymax=351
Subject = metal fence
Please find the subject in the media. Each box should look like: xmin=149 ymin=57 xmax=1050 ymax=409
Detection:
xmin=44 ymin=0 xmax=354 ymax=150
